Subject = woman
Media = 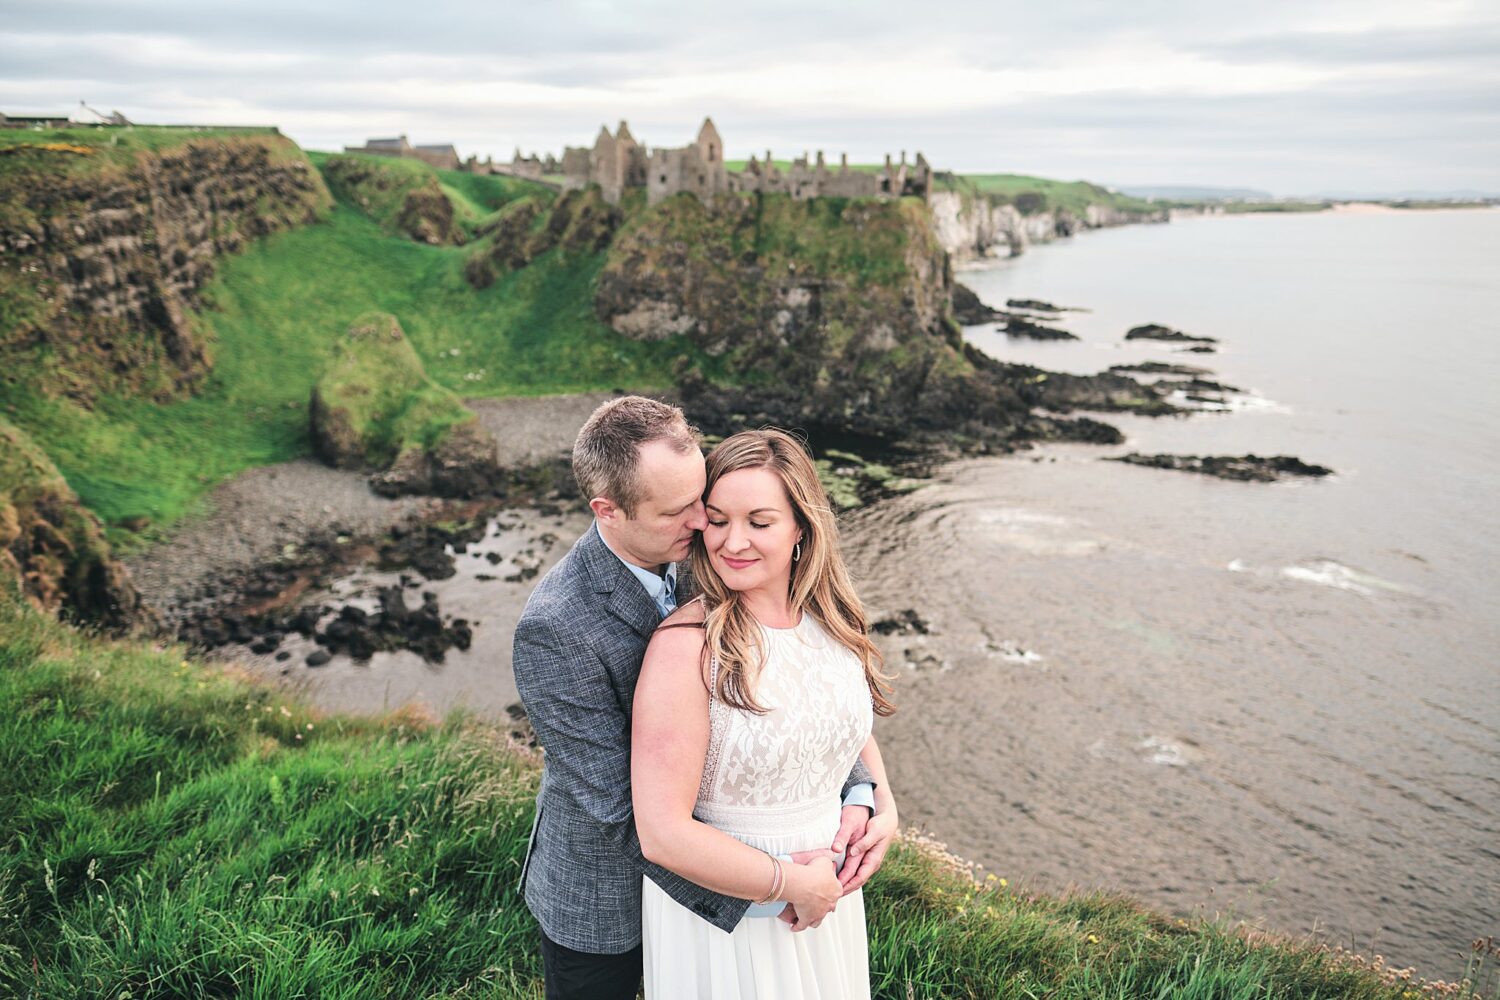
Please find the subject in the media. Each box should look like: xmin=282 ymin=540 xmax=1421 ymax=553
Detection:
xmin=632 ymin=428 xmax=898 ymax=998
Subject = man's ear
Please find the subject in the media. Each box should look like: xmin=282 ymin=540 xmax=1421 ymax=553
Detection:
xmin=589 ymin=496 xmax=620 ymax=522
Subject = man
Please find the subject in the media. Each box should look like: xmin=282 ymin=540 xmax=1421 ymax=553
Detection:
xmin=513 ymin=396 xmax=892 ymax=999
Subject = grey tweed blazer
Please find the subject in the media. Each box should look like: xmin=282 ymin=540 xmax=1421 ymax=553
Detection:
xmin=513 ymin=521 xmax=873 ymax=954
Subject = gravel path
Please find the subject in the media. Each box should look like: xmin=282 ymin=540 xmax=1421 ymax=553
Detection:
xmin=125 ymin=393 xmax=615 ymax=612
xmin=465 ymin=392 xmax=616 ymax=467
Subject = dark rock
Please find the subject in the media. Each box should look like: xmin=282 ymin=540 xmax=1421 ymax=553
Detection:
xmin=1007 ymin=298 xmax=1081 ymax=313
xmin=952 ymin=283 xmax=1004 ymax=324
xmin=871 ymin=609 xmax=930 ymax=636
xmin=1105 ymin=453 xmax=1334 ymax=482
xmin=305 ymin=649 xmax=332 ymax=667
xmin=1108 ymin=361 xmax=1213 ymax=377
xmin=1006 ymin=316 xmax=1078 ymax=340
xmin=1125 ymin=324 xmax=1218 ymax=344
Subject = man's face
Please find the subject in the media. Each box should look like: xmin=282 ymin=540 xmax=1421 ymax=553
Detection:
xmin=596 ymin=439 xmax=707 ymax=570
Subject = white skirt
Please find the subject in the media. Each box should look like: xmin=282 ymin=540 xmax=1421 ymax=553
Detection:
xmin=641 ymin=812 xmax=871 ymax=1000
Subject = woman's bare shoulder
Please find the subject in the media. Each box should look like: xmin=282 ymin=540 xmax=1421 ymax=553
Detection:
xmin=656 ymin=595 xmax=706 ymax=631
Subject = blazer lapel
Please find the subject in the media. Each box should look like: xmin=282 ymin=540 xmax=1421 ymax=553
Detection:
xmin=579 ymin=521 xmax=661 ymax=639
xmin=607 ymin=583 xmax=661 ymax=639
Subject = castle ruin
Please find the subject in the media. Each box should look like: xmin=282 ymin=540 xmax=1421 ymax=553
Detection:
xmin=553 ymin=117 xmax=929 ymax=206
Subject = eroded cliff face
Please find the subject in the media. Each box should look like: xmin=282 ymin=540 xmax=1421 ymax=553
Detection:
xmin=0 ymin=134 xmax=331 ymax=403
xmin=596 ymin=192 xmax=1159 ymax=443
xmin=928 ymin=191 xmax=1168 ymax=261
xmin=597 ymin=193 xmax=966 ymax=433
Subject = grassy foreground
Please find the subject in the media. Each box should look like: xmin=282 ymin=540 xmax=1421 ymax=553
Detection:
xmin=1 ymin=584 xmax=1479 ymax=999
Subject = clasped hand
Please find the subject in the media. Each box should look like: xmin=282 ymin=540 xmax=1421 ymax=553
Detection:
xmin=776 ymin=804 xmax=898 ymax=931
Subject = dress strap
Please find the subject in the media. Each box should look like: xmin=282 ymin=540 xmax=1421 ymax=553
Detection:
xmin=656 ymin=621 xmax=705 ymax=631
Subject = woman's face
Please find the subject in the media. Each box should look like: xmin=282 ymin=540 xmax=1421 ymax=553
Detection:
xmin=703 ymin=467 xmax=802 ymax=596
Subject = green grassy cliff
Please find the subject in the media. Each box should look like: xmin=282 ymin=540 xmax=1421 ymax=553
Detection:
xmin=0 ymin=582 xmax=1462 ymax=998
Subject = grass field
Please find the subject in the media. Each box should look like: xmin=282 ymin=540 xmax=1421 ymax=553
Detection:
xmin=938 ymin=173 xmax=1159 ymax=217
xmin=2 ymin=583 xmax=1484 ymax=999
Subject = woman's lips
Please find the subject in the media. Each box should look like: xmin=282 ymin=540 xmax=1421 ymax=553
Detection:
xmin=720 ymin=555 xmax=757 ymax=570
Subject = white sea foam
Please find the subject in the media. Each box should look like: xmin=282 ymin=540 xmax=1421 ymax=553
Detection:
xmin=1137 ymin=736 xmax=1193 ymax=767
xmin=1279 ymin=559 xmax=1411 ymax=596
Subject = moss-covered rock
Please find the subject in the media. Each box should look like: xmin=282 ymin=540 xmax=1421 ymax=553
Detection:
xmin=462 ymin=187 xmax=621 ymax=290
xmin=308 ymin=312 xmax=499 ymax=496
xmin=320 ymin=154 xmax=463 ymax=246
xmin=0 ymin=417 xmax=146 ymax=629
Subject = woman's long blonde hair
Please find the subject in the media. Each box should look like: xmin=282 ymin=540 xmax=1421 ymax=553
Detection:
xmin=690 ymin=429 xmax=895 ymax=717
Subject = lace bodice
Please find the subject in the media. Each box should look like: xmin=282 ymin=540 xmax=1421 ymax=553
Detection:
xmin=694 ymin=614 xmax=874 ymax=845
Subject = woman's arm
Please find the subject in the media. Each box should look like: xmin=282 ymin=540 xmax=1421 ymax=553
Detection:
xmin=632 ymin=626 xmax=842 ymax=929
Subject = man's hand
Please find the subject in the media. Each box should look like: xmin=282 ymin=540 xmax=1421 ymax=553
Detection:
xmin=838 ymin=808 xmax=897 ymax=893
xmin=832 ymin=804 xmax=870 ymax=857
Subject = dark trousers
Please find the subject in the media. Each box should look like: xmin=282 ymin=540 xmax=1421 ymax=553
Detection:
xmin=539 ymin=927 xmax=642 ymax=1000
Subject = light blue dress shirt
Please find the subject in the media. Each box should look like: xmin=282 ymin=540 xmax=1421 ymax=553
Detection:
xmin=596 ymin=522 xmax=874 ymax=917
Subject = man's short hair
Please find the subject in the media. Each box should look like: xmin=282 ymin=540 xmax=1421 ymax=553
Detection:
xmin=572 ymin=396 xmax=699 ymax=516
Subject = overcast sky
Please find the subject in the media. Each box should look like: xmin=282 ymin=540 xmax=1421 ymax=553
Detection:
xmin=6 ymin=0 xmax=1499 ymax=196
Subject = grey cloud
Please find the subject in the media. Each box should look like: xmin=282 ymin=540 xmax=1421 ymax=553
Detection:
xmin=1199 ymin=22 xmax=1500 ymax=66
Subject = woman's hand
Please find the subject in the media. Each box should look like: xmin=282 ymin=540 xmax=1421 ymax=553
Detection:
xmin=779 ymin=856 xmax=841 ymax=931
xmin=839 ymin=805 xmax=898 ymax=894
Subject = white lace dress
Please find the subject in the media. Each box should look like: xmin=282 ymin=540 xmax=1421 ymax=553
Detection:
xmin=642 ymin=614 xmax=874 ymax=999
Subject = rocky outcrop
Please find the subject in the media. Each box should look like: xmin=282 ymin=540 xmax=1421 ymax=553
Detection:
xmin=1125 ymin=324 xmax=1218 ymax=344
xmin=1005 ymin=316 xmax=1078 ymax=341
xmin=952 ymin=282 xmax=1005 ymax=324
xmin=309 ymin=312 xmax=501 ymax=497
xmin=0 ymin=417 xmax=147 ymax=630
xmin=0 ymin=134 xmax=331 ymax=403
xmin=1106 ymin=453 xmax=1333 ymax=482
xmin=321 ymin=155 xmax=463 ymax=246
xmin=463 ymin=188 xmax=622 ymax=289
xmin=952 ymin=284 xmax=1077 ymax=340
xmin=597 ymin=192 xmax=1173 ymax=445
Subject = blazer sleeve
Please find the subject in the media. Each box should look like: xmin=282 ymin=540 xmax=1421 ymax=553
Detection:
xmin=513 ymin=611 xmax=637 ymax=855
xmin=841 ymin=756 xmax=875 ymax=800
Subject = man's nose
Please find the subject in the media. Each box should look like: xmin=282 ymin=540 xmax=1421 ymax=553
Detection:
xmin=685 ymin=500 xmax=708 ymax=532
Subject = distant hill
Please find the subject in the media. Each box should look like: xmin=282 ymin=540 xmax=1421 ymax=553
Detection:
xmin=1116 ymin=184 xmax=1273 ymax=203
xmin=1301 ymin=188 xmax=1500 ymax=202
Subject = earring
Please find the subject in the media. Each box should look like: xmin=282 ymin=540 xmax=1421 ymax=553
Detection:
xmin=793 ymin=541 xmax=802 ymax=562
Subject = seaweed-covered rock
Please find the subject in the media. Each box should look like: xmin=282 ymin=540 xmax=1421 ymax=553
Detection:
xmin=1106 ymin=453 xmax=1333 ymax=482
xmin=1006 ymin=315 xmax=1078 ymax=340
xmin=1125 ymin=323 xmax=1218 ymax=344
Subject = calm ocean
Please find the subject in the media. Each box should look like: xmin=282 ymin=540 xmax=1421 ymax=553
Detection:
xmin=844 ymin=207 xmax=1500 ymax=978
